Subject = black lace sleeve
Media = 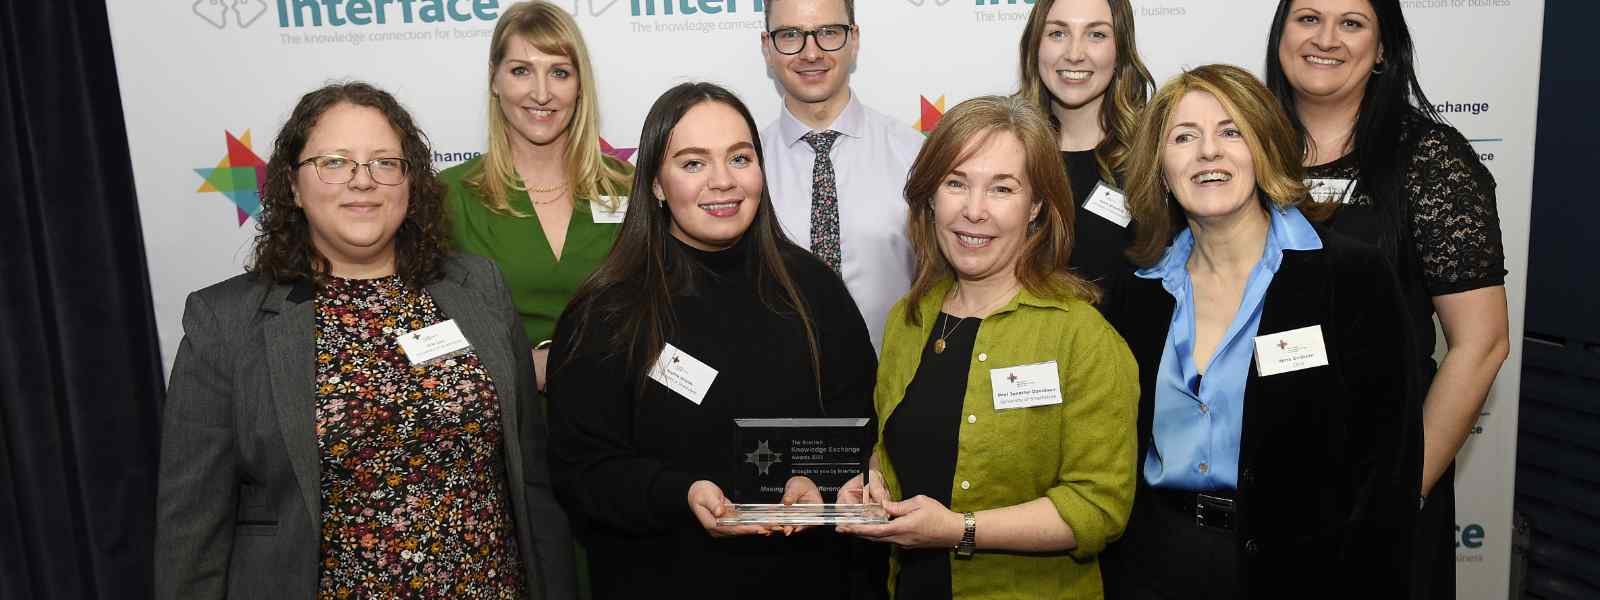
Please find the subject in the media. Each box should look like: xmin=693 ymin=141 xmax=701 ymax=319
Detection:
xmin=1404 ymin=121 xmax=1508 ymax=295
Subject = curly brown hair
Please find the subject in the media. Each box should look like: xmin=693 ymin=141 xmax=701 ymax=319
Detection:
xmin=250 ymin=81 xmax=449 ymax=288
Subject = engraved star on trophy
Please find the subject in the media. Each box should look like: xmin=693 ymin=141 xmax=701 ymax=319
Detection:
xmin=717 ymin=418 xmax=889 ymax=526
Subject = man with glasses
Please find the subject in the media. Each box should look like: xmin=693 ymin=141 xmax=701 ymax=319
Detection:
xmin=759 ymin=0 xmax=921 ymax=353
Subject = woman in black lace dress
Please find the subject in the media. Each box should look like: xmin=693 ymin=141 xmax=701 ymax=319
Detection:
xmin=1265 ymin=2 xmax=1510 ymax=597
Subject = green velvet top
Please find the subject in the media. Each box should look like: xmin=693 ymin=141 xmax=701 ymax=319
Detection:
xmin=440 ymin=155 xmax=628 ymax=346
xmin=873 ymin=277 xmax=1140 ymax=599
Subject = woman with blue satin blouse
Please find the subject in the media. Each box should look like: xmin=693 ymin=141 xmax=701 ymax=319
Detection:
xmin=1096 ymin=64 xmax=1419 ymax=600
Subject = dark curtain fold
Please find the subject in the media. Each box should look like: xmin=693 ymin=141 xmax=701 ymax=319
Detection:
xmin=1 ymin=2 xmax=164 ymax=599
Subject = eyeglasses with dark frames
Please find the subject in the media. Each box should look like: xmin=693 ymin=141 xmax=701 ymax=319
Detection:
xmin=296 ymin=155 xmax=411 ymax=186
xmin=766 ymin=24 xmax=853 ymax=55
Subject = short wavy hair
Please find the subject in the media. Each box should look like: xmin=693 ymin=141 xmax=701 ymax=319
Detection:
xmin=1124 ymin=64 xmax=1332 ymax=267
xmin=251 ymin=81 xmax=450 ymax=288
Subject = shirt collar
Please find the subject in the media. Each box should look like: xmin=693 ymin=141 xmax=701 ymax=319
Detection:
xmin=911 ymin=275 xmax=1079 ymax=325
xmin=1135 ymin=205 xmax=1323 ymax=293
xmin=778 ymin=89 xmax=865 ymax=147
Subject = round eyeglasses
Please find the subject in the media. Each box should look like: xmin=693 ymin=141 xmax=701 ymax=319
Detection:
xmin=766 ymin=24 xmax=853 ymax=55
xmin=296 ymin=155 xmax=411 ymax=186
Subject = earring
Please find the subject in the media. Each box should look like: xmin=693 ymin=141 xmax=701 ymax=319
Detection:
xmin=1371 ymin=60 xmax=1386 ymax=75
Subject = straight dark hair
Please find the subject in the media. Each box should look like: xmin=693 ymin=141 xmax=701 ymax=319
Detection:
xmin=1264 ymin=0 xmax=1440 ymax=252
xmin=560 ymin=82 xmax=821 ymax=400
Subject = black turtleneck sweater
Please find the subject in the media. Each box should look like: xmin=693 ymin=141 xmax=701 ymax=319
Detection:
xmin=546 ymin=235 xmax=878 ymax=600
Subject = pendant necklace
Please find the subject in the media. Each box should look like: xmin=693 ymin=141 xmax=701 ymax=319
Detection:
xmin=933 ymin=313 xmax=965 ymax=354
xmin=934 ymin=284 xmax=1019 ymax=354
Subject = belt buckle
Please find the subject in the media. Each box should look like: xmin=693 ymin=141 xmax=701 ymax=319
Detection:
xmin=1195 ymin=493 xmax=1236 ymax=531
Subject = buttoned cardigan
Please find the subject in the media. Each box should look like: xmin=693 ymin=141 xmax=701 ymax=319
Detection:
xmin=873 ymin=277 xmax=1139 ymax=599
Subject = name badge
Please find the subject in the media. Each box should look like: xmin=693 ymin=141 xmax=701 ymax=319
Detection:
xmin=1082 ymin=181 xmax=1132 ymax=228
xmin=1252 ymin=325 xmax=1330 ymax=377
xmin=1305 ymin=178 xmax=1357 ymax=204
xmin=592 ymin=196 xmax=628 ymax=223
xmin=989 ymin=360 xmax=1064 ymax=411
xmin=396 ymin=319 xmax=473 ymax=366
xmin=648 ymin=343 xmax=718 ymax=405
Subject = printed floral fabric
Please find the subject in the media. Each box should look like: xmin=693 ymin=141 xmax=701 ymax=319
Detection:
xmin=803 ymin=129 xmax=844 ymax=273
xmin=313 ymin=275 xmax=524 ymax=599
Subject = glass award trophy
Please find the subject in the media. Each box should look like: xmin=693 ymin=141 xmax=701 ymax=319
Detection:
xmin=717 ymin=417 xmax=889 ymax=526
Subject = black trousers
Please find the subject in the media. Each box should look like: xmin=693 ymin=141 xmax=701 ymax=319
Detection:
xmin=1101 ymin=486 xmax=1241 ymax=600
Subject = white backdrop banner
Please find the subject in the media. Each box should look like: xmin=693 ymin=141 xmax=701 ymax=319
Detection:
xmin=108 ymin=0 xmax=1539 ymax=595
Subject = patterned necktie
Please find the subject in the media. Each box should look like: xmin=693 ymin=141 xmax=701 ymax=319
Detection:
xmin=802 ymin=130 xmax=844 ymax=273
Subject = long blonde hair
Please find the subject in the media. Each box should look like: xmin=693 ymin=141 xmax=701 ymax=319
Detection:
xmin=466 ymin=0 xmax=630 ymax=216
xmin=1016 ymin=0 xmax=1154 ymax=185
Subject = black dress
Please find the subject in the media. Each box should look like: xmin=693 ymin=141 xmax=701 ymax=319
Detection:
xmin=882 ymin=314 xmax=982 ymax=600
xmin=545 ymin=235 xmax=879 ymax=600
xmin=1063 ymin=150 xmax=1135 ymax=289
xmin=1305 ymin=114 xmax=1506 ymax=600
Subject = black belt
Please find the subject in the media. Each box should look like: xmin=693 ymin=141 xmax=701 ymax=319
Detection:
xmin=1149 ymin=487 xmax=1237 ymax=531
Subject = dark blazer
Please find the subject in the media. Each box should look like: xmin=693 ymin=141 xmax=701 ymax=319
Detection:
xmin=155 ymin=255 xmax=575 ymax=599
xmin=1100 ymin=226 xmax=1421 ymax=599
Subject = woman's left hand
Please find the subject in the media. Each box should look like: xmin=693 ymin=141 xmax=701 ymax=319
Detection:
xmin=837 ymin=495 xmax=965 ymax=550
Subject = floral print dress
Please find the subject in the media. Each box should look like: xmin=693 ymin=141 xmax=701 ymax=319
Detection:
xmin=313 ymin=275 xmax=525 ymax=599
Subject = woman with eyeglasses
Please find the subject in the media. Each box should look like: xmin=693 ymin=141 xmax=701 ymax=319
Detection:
xmin=1265 ymin=3 xmax=1509 ymax=596
xmin=155 ymin=82 xmax=573 ymax=599
xmin=1016 ymin=0 xmax=1155 ymax=289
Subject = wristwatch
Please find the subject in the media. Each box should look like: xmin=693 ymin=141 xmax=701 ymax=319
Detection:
xmin=954 ymin=512 xmax=977 ymax=558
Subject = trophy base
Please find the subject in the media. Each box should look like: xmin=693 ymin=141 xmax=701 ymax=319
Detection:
xmin=717 ymin=503 xmax=890 ymax=526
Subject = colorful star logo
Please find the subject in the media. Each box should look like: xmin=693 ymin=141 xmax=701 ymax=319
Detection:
xmin=194 ymin=130 xmax=267 ymax=226
xmin=914 ymin=95 xmax=946 ymax=136
xmin=600 ymin=137 xmax=636 ymax=164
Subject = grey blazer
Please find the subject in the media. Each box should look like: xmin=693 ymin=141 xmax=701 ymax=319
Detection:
xmin=155 ymin=255 xmax=576 ymax=599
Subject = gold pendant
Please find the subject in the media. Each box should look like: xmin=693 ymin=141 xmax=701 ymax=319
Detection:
xmin=933 ymin=339 xmax=946 ymax=354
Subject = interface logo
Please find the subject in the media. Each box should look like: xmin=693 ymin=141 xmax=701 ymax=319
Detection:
xmin=600 ymin=137 xmax=637 ymax=163
xmin=193 ymin=130 xmax=268 ymax=226
xmin=1455 ymin=522 xmax=1486 ymax=549
xmin=914 ymin=95 xmax=947 ymax=136
xmin=626 ymin=0 xmax=765 ymax=16
xmin=194 ymin=0 xmax=271 ymax=29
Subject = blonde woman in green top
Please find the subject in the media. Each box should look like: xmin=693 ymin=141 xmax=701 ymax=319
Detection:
xmin=836 ymin=95 xmax=1139 ymax=599
xmin=442 ymin=0 xmax=632 ymax=391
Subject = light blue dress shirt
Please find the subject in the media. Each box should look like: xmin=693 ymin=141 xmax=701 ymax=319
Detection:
xmin=1137 ymin=206 xmax=1322 ymax=491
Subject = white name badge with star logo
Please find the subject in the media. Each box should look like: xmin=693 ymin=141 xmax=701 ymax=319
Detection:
xmin=592 ymin=196 xmax=628 ymax=223
xmin=396 ymin=319 xmax=473 ymax=366
xmin=648 ymin=343 xmax=718 ymax=405
xmin=1083 ymin=181 xmax=1132 ymax=228
xmin=1305 ymin=178 xmax=1357 ymax=204
xmin=989 ymin=360 xmax=1063 ymax=411
xmin=1252 ymin=325 xmax=1330 ymax=377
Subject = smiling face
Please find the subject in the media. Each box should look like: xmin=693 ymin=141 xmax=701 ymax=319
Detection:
xmin=933 ymin=131 xmax=1041 ymax=285
xmin=1277 ymin=0 xmax=1381 ymax=106
xmin=652 ymin=101 xmax=764 ymax=252
xmin=292 ymin=102 xmax=410 ymax=276
xmin=1036 ymin=0 xmax=1118 ymax=114
xmin=491 ymin=34 xmax=579 ymax=152
xmin=1161 ymin=91 xmax=1260 ymax=222
xmin=761 ymin=0 xmax=858 ymax=110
